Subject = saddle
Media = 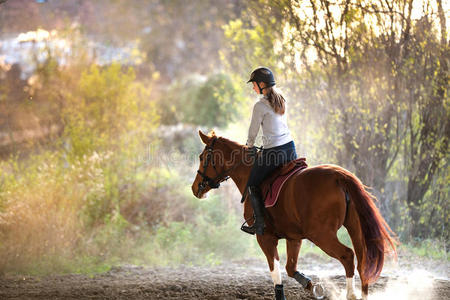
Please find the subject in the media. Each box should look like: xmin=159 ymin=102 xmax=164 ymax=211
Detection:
xmin=260 ymin=157 xmax=308 ymax=208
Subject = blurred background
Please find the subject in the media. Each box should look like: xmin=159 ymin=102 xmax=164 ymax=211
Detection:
xmin=0 ymin=0 xmax=447 ymax=275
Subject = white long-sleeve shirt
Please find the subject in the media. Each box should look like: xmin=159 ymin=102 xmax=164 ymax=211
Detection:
xmin=246 ymin=96 xmax=293 ymax=149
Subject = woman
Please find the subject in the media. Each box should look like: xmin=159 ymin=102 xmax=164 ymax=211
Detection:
xmin=241 ymin=67 xmax=297 ymax=236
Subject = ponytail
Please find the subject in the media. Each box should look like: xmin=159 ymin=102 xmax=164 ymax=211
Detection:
xmin=265 ymin=87 xmax=285 ymax=115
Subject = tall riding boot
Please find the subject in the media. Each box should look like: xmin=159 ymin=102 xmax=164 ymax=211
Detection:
xmin=241 ymin=186 xmax=265 ymax=235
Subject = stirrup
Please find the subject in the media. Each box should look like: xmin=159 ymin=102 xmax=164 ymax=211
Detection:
xmin=240 ymin=219 xmax=265 ymax=235
xmin=241 ymin=224 xmax=256 ymax=235
xmin=240 ymin=219 xmax=255 ymax=235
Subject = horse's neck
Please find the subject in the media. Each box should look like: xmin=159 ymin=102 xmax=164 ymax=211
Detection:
xmin=228 ymin=153 xmax=252 ymax=196
xmin=218 ymin=139 xmax=252 ymax=195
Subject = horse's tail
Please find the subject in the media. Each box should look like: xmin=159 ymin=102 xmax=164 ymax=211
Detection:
xmin=339 ymin=170 xmax=397 ymax=284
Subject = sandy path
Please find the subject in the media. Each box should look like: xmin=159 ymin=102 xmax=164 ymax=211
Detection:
xmin=0 ymin=257 xmax=448 ymax=299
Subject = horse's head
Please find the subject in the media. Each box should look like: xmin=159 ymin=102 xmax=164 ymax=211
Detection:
xmin=191 ymin=130 xmax=231 ymax=199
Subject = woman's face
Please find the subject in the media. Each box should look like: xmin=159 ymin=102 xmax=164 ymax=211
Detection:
xmin=252 ymin=81 xmax=265 ymax=94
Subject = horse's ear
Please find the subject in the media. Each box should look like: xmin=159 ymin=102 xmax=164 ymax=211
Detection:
xmin=199 ymin=130 xmax=210 ymax=144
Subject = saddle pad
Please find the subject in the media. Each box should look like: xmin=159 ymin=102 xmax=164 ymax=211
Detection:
xmin=262 ymin=158 xmax=308 ymax=208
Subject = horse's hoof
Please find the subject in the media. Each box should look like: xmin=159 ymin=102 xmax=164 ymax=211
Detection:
xmin=346 ymin=294 xmax=357 ymax=300
xmin=312 ymin=283 xmax=325 ymax=300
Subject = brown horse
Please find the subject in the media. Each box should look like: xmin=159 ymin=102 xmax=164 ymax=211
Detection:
xmin=191 ymin=130 xmax=397 ymax=300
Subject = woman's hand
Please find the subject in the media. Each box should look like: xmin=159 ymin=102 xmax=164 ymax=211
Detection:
xmin=245 ymin=145 xmax=258 ymax=157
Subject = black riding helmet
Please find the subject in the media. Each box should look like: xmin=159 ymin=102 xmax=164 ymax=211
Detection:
xmin=247 ymin=67 xmax=276 ymax=94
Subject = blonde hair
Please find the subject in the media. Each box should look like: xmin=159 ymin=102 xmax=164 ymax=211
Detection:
xmin=265 ymin=87 xmax=285 ymax=115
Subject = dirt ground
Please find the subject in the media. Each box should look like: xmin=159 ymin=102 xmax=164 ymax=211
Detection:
xmin=0 ymin=255 xmax=448 ymax=300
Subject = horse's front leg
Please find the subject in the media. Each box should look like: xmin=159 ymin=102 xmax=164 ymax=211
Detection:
xmin=256 ymin=234 xmax=285 ymax=300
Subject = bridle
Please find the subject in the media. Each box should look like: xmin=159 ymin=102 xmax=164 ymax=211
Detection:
xmin=196 ymin=137 xmax=249 ymax=196
xmin=196 ymin=137 xmax=230 ymax=195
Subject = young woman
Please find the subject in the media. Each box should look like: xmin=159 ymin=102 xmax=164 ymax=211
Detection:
xmin=241 ymin=67 xmax=297 ymax=235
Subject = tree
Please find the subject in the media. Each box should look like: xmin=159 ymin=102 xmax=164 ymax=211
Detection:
xmin=402 ymin=14 xmax=449 ymax=238
xmin=222 ymin=0 xmax=449 ymax=239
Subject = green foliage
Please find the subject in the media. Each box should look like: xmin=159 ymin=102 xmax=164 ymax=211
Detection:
xmin=159 ymin=73 xmax=245 ymax=128
xmin=143 ymin=194 xmax=258 ymax=266
xmin=221 ymin=18 xmax=280 ymax=77
xmin=0 ymin=47 xmax=163 ymax=274
xmin=63 ymin=63 xmax=159 ymax=159
xmin=400 ymin=239 xmax=449 ymax=261
xmin=0 ymin=148 xmax=260 ymax=274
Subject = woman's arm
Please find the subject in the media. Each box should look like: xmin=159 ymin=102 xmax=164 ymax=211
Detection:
xmin=246 ymin=103 xmax=264 ymax=147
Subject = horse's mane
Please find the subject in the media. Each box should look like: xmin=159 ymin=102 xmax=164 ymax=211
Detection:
xmin=218 ymin=136 xmax=244 ymax=150
xmin=207 ymin=130 xmax=244 ymax=151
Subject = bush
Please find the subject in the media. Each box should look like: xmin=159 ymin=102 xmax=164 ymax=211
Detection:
xmin=0 ymin=146 xmax=260 ymax=275
xmin=158 ymin=73 xmax=245 ymax=128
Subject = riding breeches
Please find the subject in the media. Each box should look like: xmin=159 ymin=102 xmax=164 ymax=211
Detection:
xmin=246 ymin=140 xmax=297 ymax=188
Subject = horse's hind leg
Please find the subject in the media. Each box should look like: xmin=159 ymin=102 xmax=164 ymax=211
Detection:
xmin=285 ymin=239 xmax=313 ymax=290
xmin=256 ymin=234 xmax=285 ymax=300
xmin=310 ymin=232 xmax=357 ymax=300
